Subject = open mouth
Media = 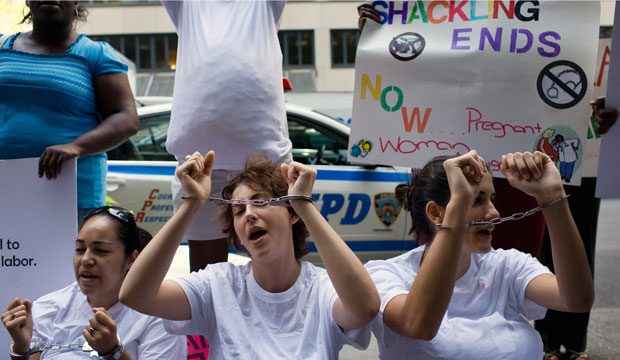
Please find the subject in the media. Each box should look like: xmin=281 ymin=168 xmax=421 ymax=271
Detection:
xmin=79 ymin=272 xmax=99 ymax=280
xmin=477 ymin=227 xmax=494 ymax=237
xmin=249 ymin=229 xmax=267 ymax=241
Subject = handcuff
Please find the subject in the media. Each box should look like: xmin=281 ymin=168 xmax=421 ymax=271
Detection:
xmin=182 ymin=194 xmax=316 ymax=207
xmin=10 ymin=335 xmax=123 ymax=359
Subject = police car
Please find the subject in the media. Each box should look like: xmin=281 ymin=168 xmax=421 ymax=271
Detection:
xmin=106 ymin=101 xmax=414 ymax=263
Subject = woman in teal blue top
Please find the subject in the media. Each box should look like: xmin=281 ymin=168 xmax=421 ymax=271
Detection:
xmin=0 ymin=1 xmax=138 ymax=223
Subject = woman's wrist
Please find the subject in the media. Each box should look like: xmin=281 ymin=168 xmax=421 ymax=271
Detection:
xmin=535 ymin=189 xmax=566 ymax=206
xmin=9 ymin=343 xmax=31 ymax=359
xmin=11 ymin=341 xmax=31 ymax=355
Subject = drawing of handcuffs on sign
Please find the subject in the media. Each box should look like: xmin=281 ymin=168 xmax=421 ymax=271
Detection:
xmin=9 ymin=334 xmax=123 ymax=359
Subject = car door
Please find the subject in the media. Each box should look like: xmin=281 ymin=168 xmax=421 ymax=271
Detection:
xmin=106 ymin=109 xmax=177 ymax=237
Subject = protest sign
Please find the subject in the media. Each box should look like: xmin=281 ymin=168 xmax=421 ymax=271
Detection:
xmin=0 ymin=158 xmax=76 ymax=354
xmin=597 ymin=1 xmax=620 ymax=198
xmin=349 ymin=1 xmax=599 ymax=184
xmin=582 ymin=38 xmax=611 ymax=178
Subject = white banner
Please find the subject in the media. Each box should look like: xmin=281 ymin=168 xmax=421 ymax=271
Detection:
xmin=0 ymin=158 xmax=76 ymax=353
xmin=350 ymin=1 xmax=599 ymax=184
xmin=597 ymin=0 xmax=620 ymax=198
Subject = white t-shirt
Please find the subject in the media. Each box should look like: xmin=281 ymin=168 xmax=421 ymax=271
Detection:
xmin=163 ymin=261 xmax=370 ymax=359
xmin=31 ymin=282 xmax=187 ymax=359
xmin=365 ymin=246 xmax=552 ymax=360
xmin=162 ymin=0 xmax=292 ymax=170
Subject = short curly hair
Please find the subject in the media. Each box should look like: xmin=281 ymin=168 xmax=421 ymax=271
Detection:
xmin=218 ymin=154 xmax=310 ymax=259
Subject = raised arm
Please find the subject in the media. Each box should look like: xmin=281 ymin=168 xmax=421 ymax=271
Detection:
xmin=382 ymin=150 xmax=487 ymax=340
xmin=590 ymin=96 xmax=618 ymax=135
xmin=501 ymin=151 xmax=594 ymax=312
xmin=38 ymin=73 xmax=138 ymax=179
xmin=281 ymin=162 xmax=379 ymax=330
xmin=119 ymin=151 xmax=215 ymax=320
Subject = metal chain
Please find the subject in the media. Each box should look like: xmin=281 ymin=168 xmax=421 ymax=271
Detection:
xmin=435 ymin=195 xmax=570 ymax=229
xmin=27 ymin=338 xmax=99 ymax=357
xmin=205 ymin=195 xmax=316 ymax=207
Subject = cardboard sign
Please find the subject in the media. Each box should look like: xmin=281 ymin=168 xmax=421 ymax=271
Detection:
xmin=597 ymin=1 xmax=620 ymax=198
xmin=0 ymin=158 xmax=76 ymax=353
xmin=350 ymin=1 xmax=599 ymax=184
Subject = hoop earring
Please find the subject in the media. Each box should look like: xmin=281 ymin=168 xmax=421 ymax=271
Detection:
xmin=74 ymin=8 xmax=79 ymax=18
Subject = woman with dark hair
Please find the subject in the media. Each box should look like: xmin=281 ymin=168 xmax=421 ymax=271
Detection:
xmin=365 ymin=150 xmax=594 ymax=359
xmin=1 ymin=207 xmax=186 ymax=359
xmin=0 ymin=1 xmax=138 ymax=226
xmin=119 ymin=152 xmax=380 ymax=358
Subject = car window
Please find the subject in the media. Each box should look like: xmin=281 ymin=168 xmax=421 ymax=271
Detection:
xmin=108 ymin=109 xmax=351 ymax=165
xmin=288 ymin=118 xmax=349 ymax=165
xmin=107 ymin=113 xmax=175 ymax=161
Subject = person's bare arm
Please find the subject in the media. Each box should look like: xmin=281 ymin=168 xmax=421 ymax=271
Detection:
xmin=120 ymin=152 xmax=215 ymax=320
xmin=38 ymin=73 xmax=138 ymax=179
xmin=282 ymin=162 xmax=379 ymax=330
xmin=501 ymin=152 xmax=594 ymax=312
xmin=382 ymin=150 xmax=487 ymax=340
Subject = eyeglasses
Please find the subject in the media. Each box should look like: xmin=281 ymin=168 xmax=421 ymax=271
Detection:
xmin=90 ymin=207 xmax=134 ymax=223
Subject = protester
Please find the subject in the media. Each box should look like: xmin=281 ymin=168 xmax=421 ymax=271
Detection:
xmin=0 ymin=1 xmax=138 ymax=226
xmin=536 ymin=97 xmax=618 ymax=360
xmin=1 ymin=206 xmax=186 ymax=359
xmin=119 ymin=152 xmax=379 ymax=358
xmin=365 ymin=150 xmax=594 ymax=359
xmin=162 ymin=0 xmax=292 ymax=270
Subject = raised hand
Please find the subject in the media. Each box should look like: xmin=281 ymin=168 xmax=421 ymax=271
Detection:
xmin=280 ymin=162 xmax=317 ymax=198
xmin=2 ymin=298 xmax=33 ymax=354
xmin=500 ymin=151 xmax=564 ymax=204
xmin=83 ymin=308 xmax=120 ymax=356
xmin=176 ymin=151 xmax=215 ymax=199
xmin=442 ymin=150 xmax=487 ymax=205
xmin=590 ymin=96 xmax=618 ymax=135
xmin=38 ymin=143 xmax=82 ymax=179
xmin=357 ymin=3 xmax=381 ymax=31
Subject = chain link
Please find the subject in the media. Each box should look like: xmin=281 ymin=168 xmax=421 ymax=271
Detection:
xmin=435 ymin=195 xmax=570 ymax=229
xmin=207 ymin=195 xmax=316 ymax=207
xmin=28 ymin=338 xmax=99 ymax=357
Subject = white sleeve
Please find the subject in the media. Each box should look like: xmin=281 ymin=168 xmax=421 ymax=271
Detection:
xmin=136 ymin=317 xmax=187 ymax=359
xmin=320 ymin=273 xmax=371 ymax=351
xmin=365 ymin=260 xmax=411 ymax=314
xmin=364 ymin=260 xmax=411 ymax=350
xmin=162 ymin=270 xmax=214 ymax=336
xmin=504 ymin=249 xmax=552 ymax=320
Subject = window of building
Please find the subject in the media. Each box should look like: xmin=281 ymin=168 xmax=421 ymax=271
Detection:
xmin=331 ymin=29 xmax=360 ymax=67
xmin=278 ymin=30 xmax=314 ymax=68
xmin=89 ymin=33 xmax=177 ymax=72
xmin=600 ymin=26 xmax=613 ymax=39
